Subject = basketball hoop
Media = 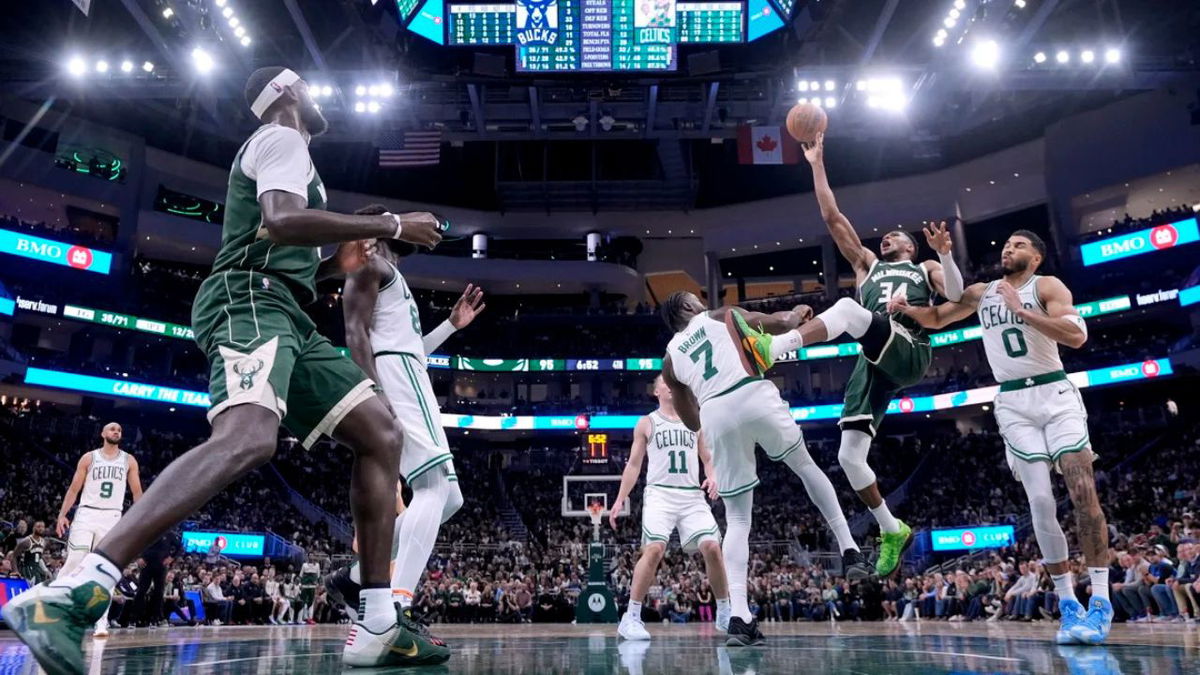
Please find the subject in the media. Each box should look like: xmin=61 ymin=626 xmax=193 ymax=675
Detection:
xmin=587 ymin=502 xmax=605 ymax=529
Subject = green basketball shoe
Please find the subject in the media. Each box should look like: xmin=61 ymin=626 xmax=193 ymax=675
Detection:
xmin=1 ymin=581 xmax=111 ymax=675
xmin=875 ymin=520 xmax=913 ymax=578
xmin=725 ymin=310 xmax=774 ymax=376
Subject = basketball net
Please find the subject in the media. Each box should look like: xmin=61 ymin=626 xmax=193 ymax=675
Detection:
xmin=587 ymin=502 xmax=604 ymax=542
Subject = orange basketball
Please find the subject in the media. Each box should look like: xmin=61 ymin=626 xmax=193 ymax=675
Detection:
xmin=786 ymin=102 xmax=828 ymax=143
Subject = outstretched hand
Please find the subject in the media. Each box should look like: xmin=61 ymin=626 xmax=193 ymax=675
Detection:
xmin=449 ymin=284 xmax=486 ymax=329
xmin=923 ymin=220 xmax=952 ymax=255
xmin=802 ymin=132 xmax=825 ymax=164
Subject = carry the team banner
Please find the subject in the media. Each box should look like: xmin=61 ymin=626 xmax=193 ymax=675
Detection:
xmin=516 ymin=0 xmax=560 ymax=45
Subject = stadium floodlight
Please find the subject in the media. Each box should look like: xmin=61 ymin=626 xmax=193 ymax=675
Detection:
xmin=368 ymin=85 xmax=379 ymax=97
xmin=228 ymin=16 xmax=239 ymax=27
xmin=367 ymin=101 xmax=381 ymax=114
xmin=1056 ymin=50 xmax=1069 ymax=64
xmin=971 ymin=39 xmax=1000 ymax=69
xmin=856 ymin=80 xmax=867 ymax=91
xmin=943 ymin=16 xmax=956 ymax=28
xmin=240 ymin=36 xmax=251 ymax=47
xmin=142 ymin=61 xmax=155 ymax=73
xmin=95 ymin=60 xmax=109 ymax=73
xmin=824 ymin=97 xmax=836 ymax=109
xmin=66 ymin=56 xmax=87 ymax=77
xmin=1034 ymin=51 xmax=1047 ymax=64
xmin=234 ymin=25 xmax=245 ymax=37
xmin=354 ymin=101 xmax=366 ymax=113
xmin=1105 ymin=47 xmax=1121 ymax=64
xmin=1014 ymin=0 xmax=1026 ymax=7
xmin=222 ymin=7 xmax=233 ymax=18
xmin=380 ymin=83 xmax=394 ymax=97
xmin=953 ymin=0 xmax=965 ymax=8
xmin=120 ymin=60 xmax=134 ymax=73
xmin=798 ymin=80 xmax=809 ymax=92
xmin=809 ymin=81 xmax=820 ymax=92
xmin=1081 ymin=49 xmax=1095 ymax=64
xmin=162 ymin=7 xmax=174 ymax=18
xmin=322 ymin=85 xmax=333 ymax=97
xmin=824 ymin=80 xmax=836 ymax=92
xmin=191 ymin=47 xmax=214 ymax=74
xmin=949 ymin=8 xmax=959 ymax=19
xmin=215 ymin=0 xmax=226 ymax=6
xmin=355 ymin=85 xmax=367 ymax=96
xmin=797 ymin=97 xmax=808 ymax=105
xmin=933 ymin=36 xmax=945 ymax=47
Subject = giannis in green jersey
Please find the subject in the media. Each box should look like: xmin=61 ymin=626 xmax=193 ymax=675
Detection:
xmin=858 ymin=259 xmax=934 ymax=343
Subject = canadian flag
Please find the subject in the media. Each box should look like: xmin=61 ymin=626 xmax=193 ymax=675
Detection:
xmin=737 ymin=125 xmax=800 ymax=165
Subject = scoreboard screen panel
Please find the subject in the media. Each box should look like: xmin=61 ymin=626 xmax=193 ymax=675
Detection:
xmin=678 ymin=2 xmax=743 ymax=43
xmin=583 ymin=433 xmax=610 ymax=463
xmin=449 ymin=4 xmax=516 ymax=44
xmin=398 ymin=0 xmax=423 ymax=23
xmin=769 ymin=0 xmax=792 ymax=19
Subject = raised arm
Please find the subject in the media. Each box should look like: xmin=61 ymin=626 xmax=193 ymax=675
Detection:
xmin=425 ymin=284 xmax=486 ymax=355
xmin=609 ymin=416 xmax=650 ymax=530
xmin=128 ymin=456 xmax=143 ymax=502
xmin=804 ymin=133 xmax=875 ymax=273
xmin=998 ymin=276 xmax=1086 ymax=349
xmin=888 ymin=282 xmax=985 ymax=329
xmin=56 ymin=453 xmax=92 ymax=537
xmin=661 ymin=356 xmax=701 ymax=432
xmin=259 ymin=191 xmax=443 ymax=249
xmin=342 ymin=256 xmax=390 ymax=385
xmin=922 ymin=221 xmax=964 ymax=301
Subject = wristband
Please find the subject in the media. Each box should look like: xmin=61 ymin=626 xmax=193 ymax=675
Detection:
xmin=385 ymin=213 xmax=403 ymax=239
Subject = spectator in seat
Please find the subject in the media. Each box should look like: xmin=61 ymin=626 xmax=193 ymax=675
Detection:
xmin=203 ymin=572 xmax=233 ymax=626
xmin=1170 ymin=543 xmax=1198 ymax=621
xmin=1147 ymin=545 xmax=1180 ymax=622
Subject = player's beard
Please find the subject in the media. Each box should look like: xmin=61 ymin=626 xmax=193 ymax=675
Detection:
xmin=1001 ymin=257 xmax=1028 ymax=274
xmin=301 ymin=102 xmax=329 ymax=137
xmin=881 ymin=248 xmax=902 ymax=262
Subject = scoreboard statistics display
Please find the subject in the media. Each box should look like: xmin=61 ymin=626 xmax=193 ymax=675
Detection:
xmin=432 ymin=0 xmax=773 ymax=71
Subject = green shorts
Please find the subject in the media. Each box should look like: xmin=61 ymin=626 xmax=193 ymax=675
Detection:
xmin=840 ymin=320 xmax=931 ymax=437
xmin=192 ymin=270 xmax=376 ymax=448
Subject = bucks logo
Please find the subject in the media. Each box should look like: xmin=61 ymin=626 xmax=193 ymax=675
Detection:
xmin=233 ymin=358 xmax=265 ymax=391
xmin=516 ymin=0 xmax=559 ymax=46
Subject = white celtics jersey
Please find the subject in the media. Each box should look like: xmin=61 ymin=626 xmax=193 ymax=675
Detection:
xmin=79 ymin=449 xmax=129 ymax=511
xmin=666 ymin=312 xmax=754 ymax=406
xmin=644 ymin=411 xmax=700 ymax=489
xmin=977 ymin=276 xmax=1064 ymax=383
xmin=369 ymin=260 xmax=425 ymax=365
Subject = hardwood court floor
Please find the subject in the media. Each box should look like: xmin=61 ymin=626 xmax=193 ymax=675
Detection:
xmin=1 ymin=620 xmax=1197 ymax=674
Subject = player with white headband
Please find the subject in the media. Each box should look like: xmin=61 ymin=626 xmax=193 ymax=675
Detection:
xmin=1 ymin=66 xmax=451 ymax=672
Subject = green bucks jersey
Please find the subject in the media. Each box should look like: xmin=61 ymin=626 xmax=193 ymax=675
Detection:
xmin=859 ymin=259 xmax=934 ymax=340
xmin=210 ymin=124 xmax=328 ymax=306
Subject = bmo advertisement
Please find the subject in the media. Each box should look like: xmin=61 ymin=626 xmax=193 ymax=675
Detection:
xmin=182 ymin=531 xmax=266 ymax=558
xmin=1081 ymin=218 xmax=1199 ymax=267
xmin=931 ymin=526 xmax=1015 ymax=552
xmin=0 ymin=227 xmax=113 ymax=274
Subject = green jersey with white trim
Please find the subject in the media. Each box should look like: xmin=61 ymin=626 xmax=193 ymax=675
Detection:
xmin=210 ymin=124 xmax=328 ymax=306
xmin=859 ymin=259 xmax=933 ymax=340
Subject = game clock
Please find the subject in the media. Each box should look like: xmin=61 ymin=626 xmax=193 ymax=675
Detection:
xmin=583 ymin=433 xmax=609 ymax=464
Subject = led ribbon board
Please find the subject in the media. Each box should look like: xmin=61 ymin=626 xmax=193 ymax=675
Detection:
xmin=24 ymin=368 xmax=211 ymax=407
xmin=181 ymin=531 xmax=265 ymax=557
xmin=0 ymin=228 xmax=112 ymax=274
xmin=931 ymin=525 xmax=1015 ymax=552
xmin=1080 ymin=217 xmax=1199 ymax=266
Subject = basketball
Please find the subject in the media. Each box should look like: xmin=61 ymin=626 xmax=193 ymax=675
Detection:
xmin=786 ymin=102 xmax=828 ymax=143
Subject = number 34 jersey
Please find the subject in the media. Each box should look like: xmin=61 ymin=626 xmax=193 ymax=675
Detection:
xmin=667 ymin=312 xmax=754 ymax=407
xmin=978 ymin=276 xmax=1064 ymax=382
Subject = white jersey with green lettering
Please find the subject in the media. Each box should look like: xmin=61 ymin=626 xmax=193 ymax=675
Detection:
xmin=369 ymin=260 xmax=426 ymax=366
xmin=80 ymin=449 xmax=129 ymax=511
xmin=644 ymin=411 xmax=700 ymax=490
xmin=977 ymin=276 xmax=1064 ymax=383
xmin=666 ymin=312 xmax=753 ymax=406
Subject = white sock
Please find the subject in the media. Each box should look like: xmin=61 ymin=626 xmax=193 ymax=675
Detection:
xmin=53 ymin=553 xmax=119 ymax=592
xmin=393 ymin=590 xmax=414 ymax=609
xmin=392 ymin=476 xmax=451 ymax=599
xmin=626 ymin=600 xmax=642 ymax=619
xmin=359 ymin=587 xmax=395 ymax=632
xmin=1088 ymin=568 xmax=1110 ymax=602
xmin=722 ymin=491 xmax=754 ymax=622
xmin=717 ymin=598 xmax=730 ymax=613
xmin=783 ymin=448 xmax=859 ymax=552
xmin=349 ymin=562 xmax=361 ymax=585
xmin=870 ymin=501 xmax=901 ymax=535
xmin=769 ymin=330 xmax=803 ymax=360
xmin=1051 ymin=572 xmax=1077 ymax=603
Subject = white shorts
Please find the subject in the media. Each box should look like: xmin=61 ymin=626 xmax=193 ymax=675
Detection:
xmin=67 ymin=507 xmax=121 ymax=554
xmin=375 ymin=353 xmax=456 ymax=484
xmin=700 ymin=379 xmax=805 ymax=499
xmin=641 ymin=486 xmax=721 ymax=553
xmin=994 ymin=380 xmax=1092 ymax=478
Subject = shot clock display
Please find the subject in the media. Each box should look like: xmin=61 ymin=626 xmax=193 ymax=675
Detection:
xmin=411 ymin=0 xmax=768 ymax=71
xmin=583 ymin=433 xmax=610 ymax=463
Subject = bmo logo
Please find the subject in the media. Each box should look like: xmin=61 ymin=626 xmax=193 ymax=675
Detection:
xmin=1142 ymin=360 xmax=1161 ymax=378
xmin=0 ymin=228 xmax=113 ymax=274
xmin=1099 ymin=237 xmax=1144 ymax=258
xmin=67 ymin=246 xmax=94 ymax=269
xmin=961 ymin=531 xmax=976 ymax=547
xmin=15 ymin=238 xmax=63 ymax=259
xmin=898 ymin=397 xmax=915 ymax=413
xmin=1150 ymin=224 xmax=1179 ymax=250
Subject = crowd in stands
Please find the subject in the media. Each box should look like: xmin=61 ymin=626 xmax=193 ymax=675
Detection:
xmin=1082 ymin=203 xmax=1197 ymax=242
xmin=0 ymin=212 xmax=113 ymax=248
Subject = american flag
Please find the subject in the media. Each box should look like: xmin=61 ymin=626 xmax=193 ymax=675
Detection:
xmin=377 ymin=130 xmax=443 ymax=168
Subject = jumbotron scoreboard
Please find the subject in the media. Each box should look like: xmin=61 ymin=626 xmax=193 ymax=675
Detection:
xmin=402 ymin=0 xmax=791 ymax=71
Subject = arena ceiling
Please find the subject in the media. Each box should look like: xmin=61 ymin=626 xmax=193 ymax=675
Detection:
xmin=1 ymin=0 xmax=1198 ymax=212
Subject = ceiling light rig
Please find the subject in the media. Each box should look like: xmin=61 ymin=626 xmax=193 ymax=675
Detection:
xmin=211 ymin=0 xmax=253 ymax=48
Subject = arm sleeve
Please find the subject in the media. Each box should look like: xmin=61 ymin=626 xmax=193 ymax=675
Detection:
xmin=937 ymin=252 xmax=965 ymax=301
xmin=241 ymin=126 xmax=313 ymax=199
xmin=422 ymin=320 xmax=457 ymax=356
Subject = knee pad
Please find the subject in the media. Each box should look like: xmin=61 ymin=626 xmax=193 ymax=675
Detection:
xmin=1027 ymin=494 xmax=1068 ymax=563
xmin=837 ymin=431 xmax=876 ymax=491
xmin=819 ymin=298 xmax=874 ymax=341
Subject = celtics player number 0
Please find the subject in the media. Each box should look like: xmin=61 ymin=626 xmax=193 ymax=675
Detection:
xmin=1000 ymin=327 xmax=1029 ymax=358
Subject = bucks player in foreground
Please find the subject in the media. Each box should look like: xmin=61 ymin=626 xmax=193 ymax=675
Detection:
xmin=611 ymin=375 xmax=731 ymax=640
xmin=733 ymin=133 xmax=963 ymax=578
xmin=1 ymin=67 xmax=450 ymax=674
xmin=888 ymin=229 xmax=1112 ymax=645
xmin=326 ymin=206 xmax=485 ymax=651
xmin=54 ymin=423 xmax=143 ymax=637
xmin=660 ymin=291 xmax=869 ymax=647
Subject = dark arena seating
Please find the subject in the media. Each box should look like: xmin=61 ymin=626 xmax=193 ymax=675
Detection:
xmin=1 ymin=2 xmax=1199 ymax=673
